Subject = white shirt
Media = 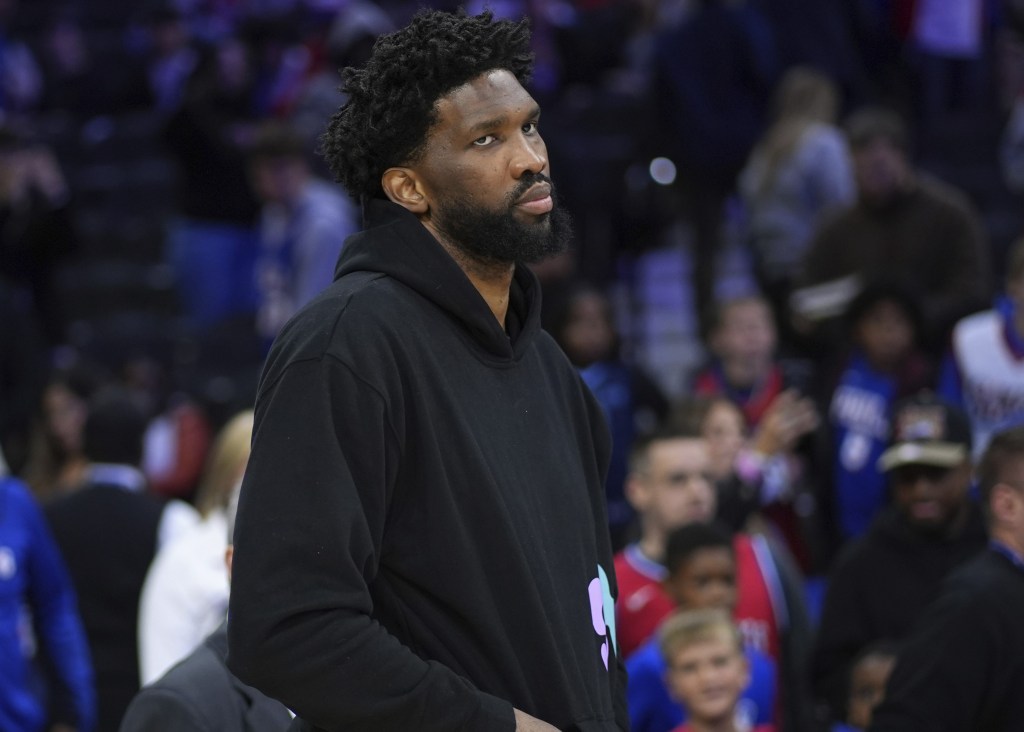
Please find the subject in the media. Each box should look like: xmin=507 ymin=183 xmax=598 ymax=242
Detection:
xmin=137 ymin=510 xmax=230 ymax=685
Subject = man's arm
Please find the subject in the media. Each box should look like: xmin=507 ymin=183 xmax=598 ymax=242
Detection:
xmin=227 ymin=356 xmax=515 ymax=731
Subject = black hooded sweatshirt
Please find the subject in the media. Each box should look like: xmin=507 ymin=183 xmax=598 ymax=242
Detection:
xmin=226 ymin=199 xmax=629 ymax=731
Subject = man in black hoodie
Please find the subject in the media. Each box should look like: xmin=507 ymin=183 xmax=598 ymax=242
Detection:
xmin=226 ymin=9 xmax=628 ymax=732
xmin=809 ymin=392 xmax=987 ymax=726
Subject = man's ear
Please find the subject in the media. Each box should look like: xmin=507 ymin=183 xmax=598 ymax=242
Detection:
xmin=625 ymin=472 xmax=648 ymax=513
xmin=381 ymin=167 xmax=428 ymax=214
xmin=993 ymin=483 xmax=1024 ymax=524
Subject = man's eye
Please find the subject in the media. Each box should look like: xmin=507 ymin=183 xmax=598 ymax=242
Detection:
xmin=473 ymin=135 xmax=497 ymax=146
xmin=523 ymin=122 xmax=538 ymax=134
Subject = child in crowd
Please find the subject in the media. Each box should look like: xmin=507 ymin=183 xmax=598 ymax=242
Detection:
xmin=614 ymin=424 xmax=812 ymax=732
xmin=549 ymin=281 xmax=669 ymax=549
xmin=825 ymin=283 xmax=932 ymax=541
xmin=690 ymin=295 xmax=821 ymax=569
xmin=834 ymin=642 xmax=898 ymax=732
xmin=627 ymin=522 xmax=777 ymax=732
xmin=691 ymin=295 xmax=816 ymax=431
xmin=674 ymin=395 xmax=810 ymax=534
xmin=660 ymin=608 xmax=777 ymax=732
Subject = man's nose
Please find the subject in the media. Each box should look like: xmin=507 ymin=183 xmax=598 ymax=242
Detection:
xmin=908 ymin=475 xmax=937 ymax=499
xmin=511 ymin=134 xmax=547 ymax=177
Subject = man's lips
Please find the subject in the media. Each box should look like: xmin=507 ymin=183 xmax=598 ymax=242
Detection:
xmin=910 ymin=500 xmax=942 ymax=519
xmin=515 ymin=184 xmax=553 ymax=214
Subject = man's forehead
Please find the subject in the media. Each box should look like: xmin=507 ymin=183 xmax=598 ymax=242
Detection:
xmin=649 ymin=438 xmax=709 ymax=465
xmin=434 ymin=69 xmax=537 ymax=127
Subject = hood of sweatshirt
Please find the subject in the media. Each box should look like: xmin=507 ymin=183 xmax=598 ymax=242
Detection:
xmin=334 ymin=198 xmax=542 ymax=362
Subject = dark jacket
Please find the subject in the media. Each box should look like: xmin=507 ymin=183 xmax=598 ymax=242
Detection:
xmin=810 ymin=502 xmax=987 ymax=722
xmin=227 ymin=200 xmax=627 ymax=731
xmin=800 ymin=176 xmax=989 ymax=350
xmin=47 ymin=475 xmax=165 ymax=732
xmin=120 ymin=623 xmax=292 ymax=732
xmin=869 ymin=547 xmax=1024 ymax=731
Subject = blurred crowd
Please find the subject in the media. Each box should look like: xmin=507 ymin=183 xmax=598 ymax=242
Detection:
xmin=2 ymin=0 xmax=1024 ymax=731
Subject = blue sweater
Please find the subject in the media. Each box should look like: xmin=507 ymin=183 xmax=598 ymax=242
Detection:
xmin=0 ymin=477 xmax=95 ymax=731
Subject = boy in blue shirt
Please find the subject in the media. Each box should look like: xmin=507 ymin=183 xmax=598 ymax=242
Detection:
xmin=626 ymin=522 xmax=776 ymax=732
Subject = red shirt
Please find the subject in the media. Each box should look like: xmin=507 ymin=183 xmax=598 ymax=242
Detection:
xmin=733 ymin=534 xmax=782 ymax=662
xmin=614 ymin=545 xmax=676 ymax=659
xmin=613 ymin=535 xmax=784 ymax=662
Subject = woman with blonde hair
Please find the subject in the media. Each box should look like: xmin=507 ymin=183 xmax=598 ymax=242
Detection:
xmin=739 ymin=67 xmax=855 ymax=346
xmin=192 ymin=409 xmax=254 ymax=519
xmin=136 ymin=409 xmax=255 ymax=685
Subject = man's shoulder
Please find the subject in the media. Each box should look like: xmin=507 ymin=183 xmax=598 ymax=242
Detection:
xmin=123 ymin=643 xmax=228 ymax=728
xmin=122 ymin=637 xmax=293 ymax=732
xmin=48 ymin=481 xmax=161 ymax=517
xmin=267 ymin=271 xmax=416 ymax=366
xmin=916 ymin=174 xmax=976 ymax=215
xmin=614 ymin=546 xmax=662 ymax=586
xmin=151 ymin=640 xmax=227 ymax=690
xmin=947 ymin=549 xmax=1022 ymax=594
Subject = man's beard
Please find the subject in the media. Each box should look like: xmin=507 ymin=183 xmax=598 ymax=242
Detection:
xmin=432 ymin=173 xmax=573 ymax=265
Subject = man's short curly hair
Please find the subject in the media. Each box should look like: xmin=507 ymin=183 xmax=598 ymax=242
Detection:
xmin=321 ymin=9 xmax=534 ymax=200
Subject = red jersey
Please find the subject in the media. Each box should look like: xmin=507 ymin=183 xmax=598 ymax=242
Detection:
xmin=732 ymin=534 xmax=783 ymax=662
xmin=613 ymin=535 xmax=785 ymax=662
xmin=614 ymin=545 xmax=676 ymax=660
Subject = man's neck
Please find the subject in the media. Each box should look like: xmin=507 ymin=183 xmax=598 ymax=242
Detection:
xmin=991 ymin=526 xmax=1024 ymax=561
xmin=637 ymin=533 xmax=666 ymax=564
xmin=944 ymin=500 xmax=971 ymax=539
xmin=436 ymin=237 xmax=515 ymax=329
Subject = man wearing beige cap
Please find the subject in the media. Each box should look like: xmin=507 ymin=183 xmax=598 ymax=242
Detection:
xmin=809 ymin=392 xmax=988 ymax=727
xmin=871 ymin=426 xmax=1024 ymax=731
